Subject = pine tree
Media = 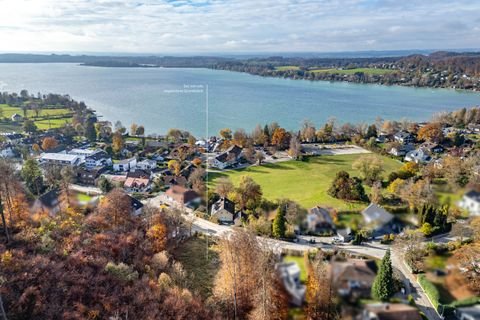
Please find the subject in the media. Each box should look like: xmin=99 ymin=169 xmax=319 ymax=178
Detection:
xmin=371 ymin=249 xmax=395 ymax=301
xmin=272 ymin=207 xmax=286 ymax=238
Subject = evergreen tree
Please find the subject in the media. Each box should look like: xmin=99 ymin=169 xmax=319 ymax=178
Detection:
xmin=371 ymin=249 xmax=395 ymax=301
xmin=272 ymin=207 xmax=286 ymax=238
xmin=85 ymin=119 xmax=97 ymax=142
xmin=21 ymin=159 xmax=44 ymax=195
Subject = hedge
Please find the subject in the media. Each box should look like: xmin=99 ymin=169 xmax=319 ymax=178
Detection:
xmin=417 ymin=275 xmax=440 ymax=309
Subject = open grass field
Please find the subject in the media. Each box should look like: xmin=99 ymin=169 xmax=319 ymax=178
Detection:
xmin=173 ymin=235 xmax=219 ymax=298
xmin=0 ymin=104 xmax=73 ymax=130
xmin=309 ymin=67 xmax=396 ymax=75
xmin=208 ymin=154 xmax=402 ymax=210
xmin=275 ymin=65 xmax=301 ymax=71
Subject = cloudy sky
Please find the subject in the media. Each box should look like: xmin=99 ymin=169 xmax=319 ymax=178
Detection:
xmin=0 ymin=0 xmax=479 ymax=54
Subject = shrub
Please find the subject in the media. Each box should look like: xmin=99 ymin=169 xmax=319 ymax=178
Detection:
xmin=418 ymin=275 xmax=440 ymax=309
xmin=105 ymin=262 xmax=139 ymax=282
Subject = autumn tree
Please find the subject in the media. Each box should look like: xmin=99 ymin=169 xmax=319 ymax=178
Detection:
xmin=328 ymin=171 xmax=366 ymax=202
xmin=288 ymin=134 xmax=302 ymax=160
xmin=235 ymin=176 xmax=262 ymax=210
xmin=167 ymin=159 xmax=181 ymax=177
xmin=188 ymin=167 xmax=205 ymax=196
xmin=147 ymin=222 xmax=168 ymax=252
xmin=255 ymin=150 xmax=266 ymax=165
xmin=112 ymin=131 xmax=124 ymax=153
xmin=130 ymin=123 xmax=138 ymax=136
xmin=399 ymin=178 xmax=436 ymax=209
xmin=301 ymin=119 xmax=316 ymax=142
xmin=214 ymin=230 xmax=288 ymax=319
xmin=305 ymin=251 xmax=337 ymax=319
xmin=271 ymin=127 xmax=290 ymax=150
xmin=417 ymin=122 xmax=444 ymax=143
xmin=352 ymin=155 xmax=384 ymax=185
xmin=215 ymin=177 xmax=234 ymax=198
xmin=219 ymin=128 xmax=232 ymax=140
xmin=98 ymin=188 xmax=133 ymax=229
xmin=41 ymin=137 xmax=58 ymax=151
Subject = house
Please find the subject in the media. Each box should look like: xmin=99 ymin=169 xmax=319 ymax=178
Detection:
xmin=76 ymin=167 xmax=106 ymax=185
xmin=361 ymin=203 xmax=397 ymax=237
xmin=127 ymin=194 xmax=144 ymax=215
xmin=404 ymin=148 xmax=431 ymax=163
xmin=276 ymin=262 xmax=306 ymax=306
xmin=0 ymin=144 xmax=14 ymax=158
xmin=162 ymin=175 xmax=188 ymax=188
xmin=85 ymin=151 xmax=111 ymax=169
xmin=32 ymin=189 xmax=61 ymax=215
xmin=212 ymin=145 xmax=243 ymax=169
xmin=393 ymin=131 xmax=415 ymax=144
xmin=39 ymin=153 xmax=82 ymax=167
xmin=306 ymin=206 xmax=335 ymax=234
xmin=211 ymin=197 xmax=235 ymax=224
xmin=68 ymin=148 xmax=101 ymax=160
xmin=420 ymin=142 xmax=444 ymax=153
xmin=1 ymin=133 xmax=23 ymax=144
xmin=165 ymin=185 xmax=199 ymax=206
xmin=458 ymin=190 xmax=480 ymax=216
xmin=136 ymin=159 xmax=157 ymax=171
xmin=361 ymin=303 xmax=422 ymax=320
xmin=375 ymin=134 xmax=389 ymax=143
xmin=11 ymin=113 xmax=22 ymax=122
xmin=113 ymin=157 xmax=137 ymax=172
xmin=455 ymin=305 xmax=480 ymax=320
xmin=336 ymin=228 xmax=353 ymax=242
xmin=389 ymin=144 xmax=414 ymax=157
xmin=124 ymin=170 xmax=151 ymax=192
xmin=332 ymin=259 xmax=377 ymax=300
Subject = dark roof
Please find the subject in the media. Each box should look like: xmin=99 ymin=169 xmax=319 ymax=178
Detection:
xmin=127 ymin=169 xmax=151 ymax=179
xmin=364 ymin=303 xmax=422 ymax=320
xmin=215 ymin=144 xmax=242 ymax=163
xmin=128 ymin=195 xmax=144 ymax=211
xmin=212 ymin=198 xmax=235 ymax=215
xmin=465 ymin=190 xmax=480 ymax=202
xmin=37 ymin=189 xmax=60 ymax=208
xmin=86 ymin=151 xmax=109 ymax=161
xmin=394 ymin=131 xmax=413 ymax=139
xmin=457 ymin=306 xmax=480 ymax=318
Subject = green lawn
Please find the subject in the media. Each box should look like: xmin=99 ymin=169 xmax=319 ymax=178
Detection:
xmin=0 ymin=104 xmax=73 ymax=130
xmin=284 ymin=255 xmax=307 ymax=283
xmin=208 ymin=154 xmax=402 ymax=210
xmin=309 ymin=67 xmax=396 ymax=75
xmin=76 ymin=193 xmax=94 ymax=202
xmin=275 ymin=65 xmax=300 ymax=71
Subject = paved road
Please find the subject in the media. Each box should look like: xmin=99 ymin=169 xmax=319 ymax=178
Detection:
xmin=145 ymin=194 xmax=443 ymax=320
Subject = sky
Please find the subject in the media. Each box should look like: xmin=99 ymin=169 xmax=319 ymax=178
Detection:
xmin=0 ymin=0 xmax=479 ymax=54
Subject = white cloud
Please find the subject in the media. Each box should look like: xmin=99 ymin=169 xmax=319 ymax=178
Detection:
xmin=0 ymin=0 xmax=478 ymax=53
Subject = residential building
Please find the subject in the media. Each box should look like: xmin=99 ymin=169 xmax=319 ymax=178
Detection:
xmin=212 ymin=145 xmax=243 ymax=169
xmin=332 ymin=259 xmax=377 ymax=301
xmin=420 ymin=142 xmax=444 ymax=153
xmin=11 ymin=113 xmax=22 ymax=122
xmin=113 ymin=157 xmax=137 ymax=172
xmin=389 ymin=144 xmax=415 ymax=157
xmin=0 ymin=133 xmax=23 ymax=144
xmin=76 ymin=167 xmax=106 ymax=185
xmin=32 ymin=189 xmax=61 ymax=215
xmin=84 ymin=151 xmax=111 ymax=169
xmin=458 ymin=190 xmax=480 ymax=216
xmin=306 ymin=206 xmax=335 ymax=234
xmin=361 ymin=203 xmax=397 ymax=237
xmin=455 ymin=305 xmax=480 ymax=320
xmin=0 ymin=144 xmax=14 ymax=158
xmin=39 ymin=153 xmax=82 ymax=167
xmin=211 ymin=197 xmax=235 ymax=224
xmin=276 ymin=262 xmax=306 ymax=306
xmin=165 ymin=185 xmax=199 ymax=206
xmin=124 ymin=170 xmax=151 ymax=192
xmin=404 ymin=148 xmax=432 ymax=163
xmin=393 ymin=131 xmax=415 ymax=144
xmin=127 ymin=194 xmax=144 ymax=215
xmin=136 ymin=159 xmax=157 ymax=171
xmin=361 ymin=303 xmax=422 ymax=320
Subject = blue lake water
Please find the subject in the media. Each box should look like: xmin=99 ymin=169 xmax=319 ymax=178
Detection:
xmin=0 ymin=63 xmax=479 ymax=137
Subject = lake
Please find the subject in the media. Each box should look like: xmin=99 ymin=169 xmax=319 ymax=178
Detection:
xmin=0 ymin=63 xmax=479 ymax=137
